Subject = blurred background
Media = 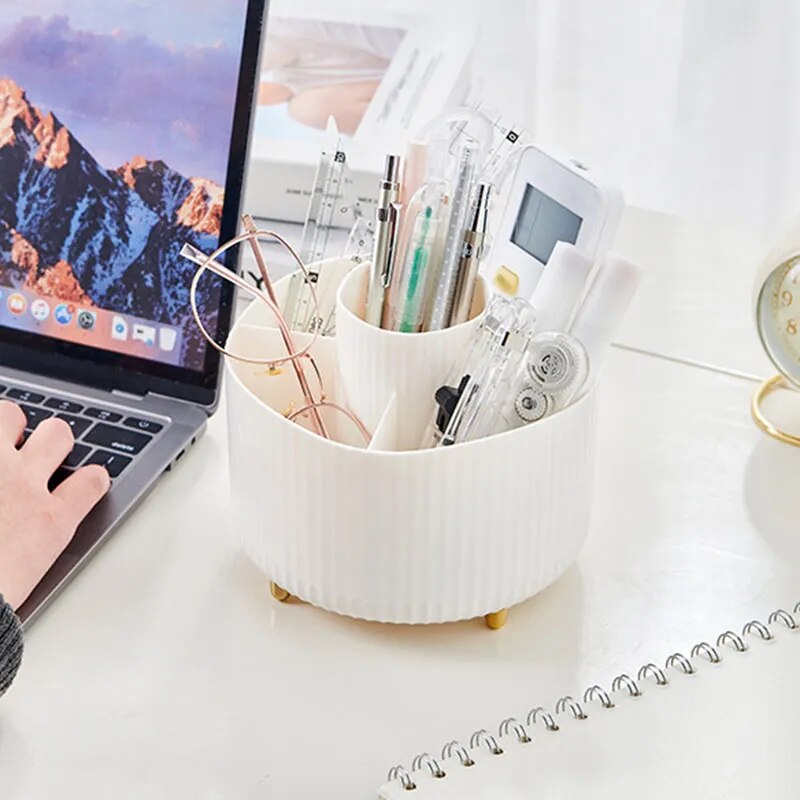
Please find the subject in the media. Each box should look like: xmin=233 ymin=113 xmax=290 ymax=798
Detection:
xmin=248 ymin=0 xmax=800 ymax=378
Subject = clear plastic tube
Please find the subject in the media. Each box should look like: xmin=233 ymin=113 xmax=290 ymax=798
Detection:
xmin=424 ymin=140 xmax=478 ymax=331
xmin=388 ymin=181 xmax=448 ymax=332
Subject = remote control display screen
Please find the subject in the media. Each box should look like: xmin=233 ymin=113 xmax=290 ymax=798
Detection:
xmin=511 ymin=184 xmax=583 ymax=263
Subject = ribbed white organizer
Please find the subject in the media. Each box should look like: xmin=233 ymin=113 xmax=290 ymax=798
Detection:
xmin=225 ymin=260 xmax=597 ymax=624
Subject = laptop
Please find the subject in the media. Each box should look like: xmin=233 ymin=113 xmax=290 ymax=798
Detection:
xmin=0 ymin=1 xmax=267 ymax=625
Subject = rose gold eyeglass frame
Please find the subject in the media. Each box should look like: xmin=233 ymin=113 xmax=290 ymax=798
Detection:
xmin=182 ymin=214 xmax=370 ymax=443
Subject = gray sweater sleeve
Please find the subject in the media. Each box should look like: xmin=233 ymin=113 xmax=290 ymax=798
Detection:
xmin=0 ymin=595 xmax=23 ymax=698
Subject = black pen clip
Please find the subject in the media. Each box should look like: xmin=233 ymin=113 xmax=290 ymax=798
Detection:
xmin=381 ymin=202 xmax=401 ymax=288
xmin=434 ymin=374 xmax=471 ymax=437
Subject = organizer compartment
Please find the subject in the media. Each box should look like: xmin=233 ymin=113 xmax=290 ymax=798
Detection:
xmin=336 ymin=263 xmax=487 ymax=451
xmin=225 ymin=268 xmax=597 ymax=624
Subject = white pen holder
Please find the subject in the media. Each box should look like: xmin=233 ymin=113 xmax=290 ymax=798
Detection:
xmin=226 ymin=264 xmax=598 ymax=626
xmin=336 ymin=263 xmax=486 ymax=451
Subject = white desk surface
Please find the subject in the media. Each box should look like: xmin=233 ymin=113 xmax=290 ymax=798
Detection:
xmin=2 ymin=207 xmax=800 ymax=799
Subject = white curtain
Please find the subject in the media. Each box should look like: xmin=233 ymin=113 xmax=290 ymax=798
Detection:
xmin=522 ymin=0 xmax=800 ymax=236
xmin=270 ymin=0 xmax=800 ymax=236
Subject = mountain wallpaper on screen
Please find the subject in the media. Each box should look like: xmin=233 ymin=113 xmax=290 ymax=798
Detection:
xmin=0 ymin=78 xmax=224 ymax=370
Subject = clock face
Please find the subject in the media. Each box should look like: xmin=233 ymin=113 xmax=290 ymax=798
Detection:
xmin=757 ymin=254 xmax=800 ymax=385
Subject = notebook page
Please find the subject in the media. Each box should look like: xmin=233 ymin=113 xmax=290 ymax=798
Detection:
xmin=379 ymin=628 xmax=799 ymax=799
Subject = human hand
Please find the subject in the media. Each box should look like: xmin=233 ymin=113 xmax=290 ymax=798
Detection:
xmin=0 ymin=401 xmax=110 ymax=610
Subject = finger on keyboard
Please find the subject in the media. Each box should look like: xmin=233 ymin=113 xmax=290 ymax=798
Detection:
xmin=0 ymin=400 xmax=27 ymax=448
xmin=20 ymin=417 xmax=75 ymax=480
xmin=53 ymin=464 xmax=110 ymax=525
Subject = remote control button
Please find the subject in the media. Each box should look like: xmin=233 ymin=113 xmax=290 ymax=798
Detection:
xmin=56 ymin=413 xmax=93 ymax=438
xmin=84 ymin=423 xmax=152 ymax=454
xmin=0 ymin=385 xmax=6 ymax=394
xmin=7 ymin=388 xmax=45 ymax=404
xmin=45 ymin=397 xmax=84 ymax=414
xmin=84 ymin=407 xmax=123 ymax=423
xmin=19 ymin=404 xmax=54 ymax=428
xmin=85 ymin=449 xmax=132 ymax=477
xmin=493 ymin=266 xmax=520 ymax=296
xmin=123 ymin=416 xmax=163 ymax=434
xmin=64 ymin=443 xmax=92 ymax=468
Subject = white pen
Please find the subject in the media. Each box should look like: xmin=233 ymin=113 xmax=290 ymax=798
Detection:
xmin=365 ymin=154 xmax=401 ymax=327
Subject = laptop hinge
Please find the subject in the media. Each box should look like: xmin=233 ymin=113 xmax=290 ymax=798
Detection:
xmin=115 ymin=388 xmax=215 ymax=415
xmin=110 ymin=388 xmax=147 ymax=402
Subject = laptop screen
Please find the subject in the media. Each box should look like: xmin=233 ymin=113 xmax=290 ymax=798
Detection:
xmin=0 ymin=2 xmax=259 ymax=385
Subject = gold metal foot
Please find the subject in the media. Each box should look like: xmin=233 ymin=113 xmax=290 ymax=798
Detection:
xmin=485 ymin=609 xmax=508 ymax=630
xmin=270 ymin=581 xmax=291 ymax=602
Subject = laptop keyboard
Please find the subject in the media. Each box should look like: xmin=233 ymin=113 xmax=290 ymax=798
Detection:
xmin=0 ymin=381 xmax=165 ymax=485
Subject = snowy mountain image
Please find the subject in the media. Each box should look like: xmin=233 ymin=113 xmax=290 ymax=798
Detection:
xmin=0 ymin=78 xmax=224 ymax=369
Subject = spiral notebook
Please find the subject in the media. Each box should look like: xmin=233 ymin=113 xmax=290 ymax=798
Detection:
xmin=378 ymin=603 xmax=800 ymax=799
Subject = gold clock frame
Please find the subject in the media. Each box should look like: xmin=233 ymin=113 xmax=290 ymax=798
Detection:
xmin=751 ymin=374 xmax=800 ymax=447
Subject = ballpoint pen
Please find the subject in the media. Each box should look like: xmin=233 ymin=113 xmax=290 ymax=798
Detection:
xmin=449 ymin=183 xmax=492 ymax=326
xmin=365 ymin=154 xmax=401 ymax=327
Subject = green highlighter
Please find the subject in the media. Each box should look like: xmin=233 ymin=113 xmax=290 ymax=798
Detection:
xmin=398 ymin=206 xmax=435 ymax=333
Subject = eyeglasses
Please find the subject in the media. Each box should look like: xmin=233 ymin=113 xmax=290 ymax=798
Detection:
xmin=181 ymin=214 xmax=370 ymax=443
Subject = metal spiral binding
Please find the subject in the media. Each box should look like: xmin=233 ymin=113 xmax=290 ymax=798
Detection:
xmin=769 ymin=610 xmax=797 ymax=629
xmin=387 ymin=765 xmax=416 ymax=791
xmin=441 ymin=740 xmax=474 ymax=767
xmin=742 ymin=620 xmax=773 ymax=641
xmin=717 ymin=630 xmax=747 ymax=652
xmin=555 ymin=696 xmax=587 ymax=720
xmin=526 ymin=707 xmax=559 ymax=731
xmin=499 ymin=717 xmax=531 ymax=743
xmin=690 ymin=642 xmax=721 ymax=664
xmin=611 ymin=674 xmax=641 ymax=697
xmin=469 ymin=729 xmax=503 ymax=755
xmin=665 ymin=652 xmax=695 ymax=674
xmin=637 ymin=663 xmax=668 ymax=685
xmin=387 ymin=601 xmax=799 ymax=791
xmin=583 ymin=685 xmax=614 ymax=708
xmin=411 ymin=753 xmax=446 ymax=779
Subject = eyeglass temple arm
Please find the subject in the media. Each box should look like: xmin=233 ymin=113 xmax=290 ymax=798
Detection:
xmin=239 ymin=215 xmax=329 ymax=439
xmin=179 ymin=244 xmax=261 ymax=298
xmin=181 ymin=235 xmax=329 ymax=439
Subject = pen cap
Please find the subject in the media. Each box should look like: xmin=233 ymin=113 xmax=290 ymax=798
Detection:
xmin=569 ymin=253 xmax=644 ymax=379
xmin=529 ymin=242 xmax=595 ymax=333
xmin=383 ymin=153 xmax=401 ymax=185
xmin=400 ymin=140 xmax=428 ymax=205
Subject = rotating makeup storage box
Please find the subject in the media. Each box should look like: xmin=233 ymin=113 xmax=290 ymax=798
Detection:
xmin=225 ymin=261 xmax=597 ymax=627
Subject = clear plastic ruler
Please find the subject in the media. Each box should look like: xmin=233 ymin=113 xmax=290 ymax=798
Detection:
xmin=426 ymin=140 xmax=478 ymax=330
xmin=343 ymin=215 xmax=374 ymax=266
xmin=478 ymin=105 xmax=530 ymax=185
xmin=436 ymin=104 xmax=531 ymax=267
xmin=447 ymin=102 xmax=532 ymax=188
xmin=284 ymin=117 xmax=365 ymax=335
